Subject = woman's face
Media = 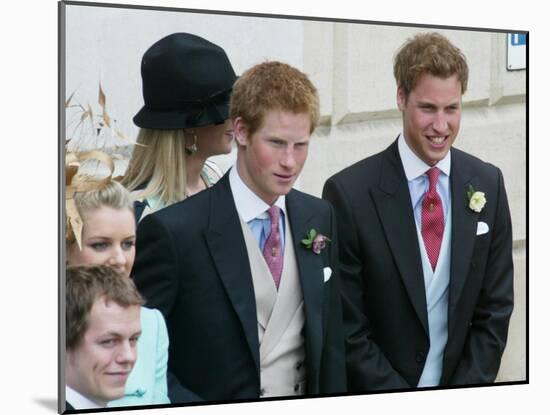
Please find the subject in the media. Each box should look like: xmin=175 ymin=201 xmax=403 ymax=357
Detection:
xmin=192 ymin=118 xmax=234 ymax=157
xmin=67 ymin=206 xmax=136 ymax=278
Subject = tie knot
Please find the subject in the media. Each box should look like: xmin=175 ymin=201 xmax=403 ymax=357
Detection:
xmin=266 ymin=205 xmax=281 ymax=224
xmin=426 ymin=167 xmax=440 ymax=191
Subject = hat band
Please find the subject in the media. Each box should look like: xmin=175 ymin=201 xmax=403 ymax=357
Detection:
xmin=146 ymin=86 xmax=231 ymax=116
xmin=173 ymin=87 xmax=232 ymax=125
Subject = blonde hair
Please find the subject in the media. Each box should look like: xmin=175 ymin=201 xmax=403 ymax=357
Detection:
xmin=394 ymin=32 xmax=469 ymax=97
xmin=121 ymin=128 xmax=188 ymax=206
xmin=66 ymin=180 xmax=134 ymax=245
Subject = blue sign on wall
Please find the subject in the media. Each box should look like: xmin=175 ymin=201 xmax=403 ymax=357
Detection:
xmin=510 ymin=34 xmax=527 ymax=46
xmin=507 ymin=33 xmax=526 ymax=70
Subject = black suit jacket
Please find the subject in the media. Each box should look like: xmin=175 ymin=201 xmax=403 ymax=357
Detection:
xmin=64 ymin=401 xmax=74 ymax=413
xmin=133 ymin=172 xmax=346 ymax=401
xmin=322 ymin=140 xmax=514 ymax=391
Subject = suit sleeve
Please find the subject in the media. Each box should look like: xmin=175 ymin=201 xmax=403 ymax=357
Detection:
xmin=133 ymin=214 xmax=205 ymax=402
xmin=318 ymin=203 xmax=347 ymax=393
xmin=323 ymin=177 xmax=410 ymax=391
xmin=133 ymin=213 xmax=180 ymax=317
xmin=448 ymin=168 xmax=514 ymax=384
xmin=152 ymin=311 xmax=204 ymax=403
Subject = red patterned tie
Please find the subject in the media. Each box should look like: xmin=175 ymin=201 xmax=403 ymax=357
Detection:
xmin=262 ymin=206 xmax=284 ymax=289
xmin=421 ymin=167 xmax=444 ymax=271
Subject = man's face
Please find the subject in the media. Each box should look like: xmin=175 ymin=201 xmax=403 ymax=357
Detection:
xmin=235 ymin=109 xmax=311 ymax=205
xmin=66 ymin=297 xmax=141 ymax=407
xmin=397 ymin=73 xmax=462 ymax=166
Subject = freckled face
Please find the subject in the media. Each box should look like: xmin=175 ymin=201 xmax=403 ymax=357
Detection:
xmin=67 ymin=207 xmax=136 ymax=278
xmin=234 ymin=110 xmax=311 ymax=205
xmin=66 ymin=297 xmax=141 ymax=406
xmin=397 ymin=73 xmax=462 ymax=166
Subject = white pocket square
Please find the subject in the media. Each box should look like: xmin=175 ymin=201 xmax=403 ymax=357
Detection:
xmin=323 ymin=267 xmax=332 ymax=283
xmin=476 ymin=221 xmax=489 ymax=235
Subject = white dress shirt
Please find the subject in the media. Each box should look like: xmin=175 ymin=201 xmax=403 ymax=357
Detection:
xmin=229 ymin=166 xmax=286 ymax=251
xmin=398 ymin=133 xmax=451 ymax=225
xmin=398 ymin=133 xmax=453 ymax=387
xmin=65 ymin=385 xmax=104 ymax=409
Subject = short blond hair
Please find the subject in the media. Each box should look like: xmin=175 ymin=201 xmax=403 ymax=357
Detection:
xmin=394 ymin=32 xmax=469 ymax=97
xmin=230 ymin=61 xmax=320 ymax=137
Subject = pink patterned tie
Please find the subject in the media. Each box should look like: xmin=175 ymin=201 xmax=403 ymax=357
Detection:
xmin=262 ymin=206 xmax=284 ymax=289
xmin=421 ymin=167 xmax=444 ymax=271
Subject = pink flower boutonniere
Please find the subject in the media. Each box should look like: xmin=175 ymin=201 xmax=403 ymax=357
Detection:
xmin=301 ymin=228 xmax=331 ymax=254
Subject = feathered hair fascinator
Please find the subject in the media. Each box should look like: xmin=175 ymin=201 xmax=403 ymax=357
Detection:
xmin=65 ymin=150 xmax=116 ymax=250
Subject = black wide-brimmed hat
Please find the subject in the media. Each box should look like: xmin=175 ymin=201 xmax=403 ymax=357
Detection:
xmin=133 ymin=33 xmax=237 ymax=130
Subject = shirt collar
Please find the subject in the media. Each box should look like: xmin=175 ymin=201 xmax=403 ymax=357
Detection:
xmin=65 ymin=385 xmax=105 ymax=409
xmin=229 ymin=165 xmax=286 ymax=222
xmin=398 ymin=133 xmax=451 ymax=181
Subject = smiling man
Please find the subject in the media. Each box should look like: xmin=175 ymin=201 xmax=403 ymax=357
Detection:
xmin=65 ymin=265 xmax=143 ymax=410
xmin=133 ymin=61 xmax=346 ymax=401
xmin=323 ymin=32 xmax=514 ymax=390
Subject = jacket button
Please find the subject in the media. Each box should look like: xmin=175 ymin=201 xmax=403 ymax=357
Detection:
xmin=296 ymin=362 xmax=302 ymax=371
xmin=416 ymin=352 xmax=425 ymax=364
xmin=294 ymin=384 xmax=300 ymax=392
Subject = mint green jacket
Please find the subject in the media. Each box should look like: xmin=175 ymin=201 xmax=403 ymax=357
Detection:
xmin=108 ymin=307 xmax=170 ymax=407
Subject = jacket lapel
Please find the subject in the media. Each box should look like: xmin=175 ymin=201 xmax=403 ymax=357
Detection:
xmin=286 ymin=190 xmax=323 ymax=390
xmin=204 ymin=173 xmax=261 ymax=375
xmin=370 ymin=141 xmax=429 ymax=335
xmin=448 ymin=150 xmax=479 ymax=335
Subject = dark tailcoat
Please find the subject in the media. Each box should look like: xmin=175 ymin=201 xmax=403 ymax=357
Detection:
xmin=322 ymin=140 xmax=514 ymax=391
xmin=64 ymin=401 xmax=75 ymax=413
xmin=133 ymin=172 xmax=346 ymax=401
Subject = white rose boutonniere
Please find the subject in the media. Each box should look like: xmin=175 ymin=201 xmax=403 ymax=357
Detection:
xmin=467 ymin=184 xmax=487 ymax=213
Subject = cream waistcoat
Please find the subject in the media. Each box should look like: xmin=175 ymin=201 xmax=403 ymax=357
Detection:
xmin=239 ymin=213 xmax=307 ymax=398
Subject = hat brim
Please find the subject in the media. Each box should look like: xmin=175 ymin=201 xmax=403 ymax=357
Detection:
xmin=133 ymin=101 xmax=230 ymax=130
